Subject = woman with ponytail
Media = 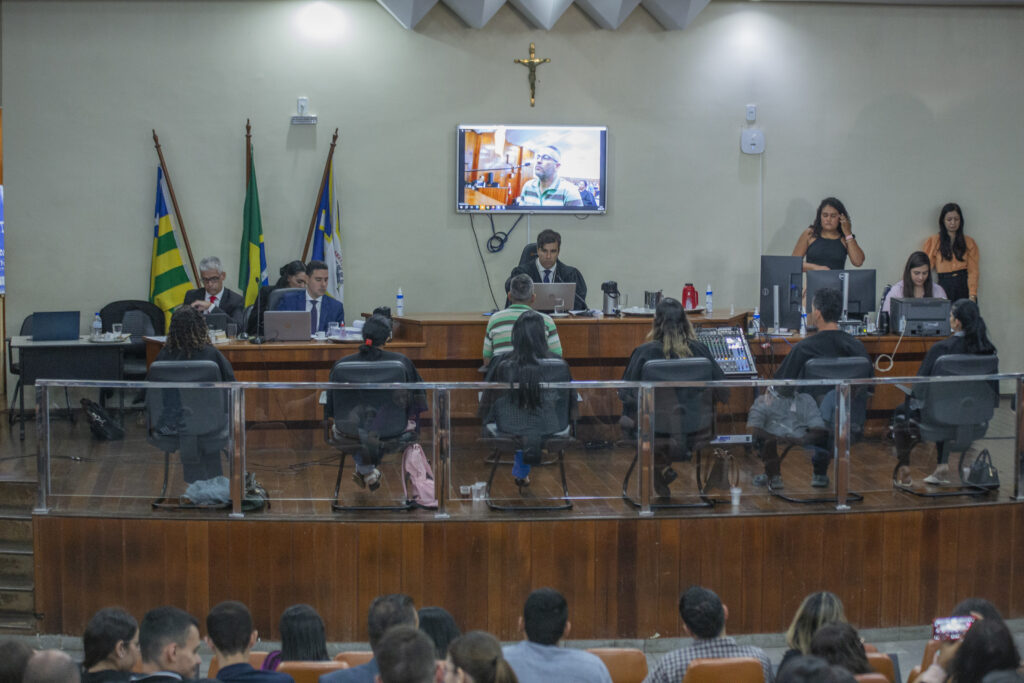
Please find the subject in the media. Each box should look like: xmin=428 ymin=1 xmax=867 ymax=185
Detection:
xmin=619 ymin=298 xmax=726 ymax=495
xmin=332 ymin=309 xmax=426 ymax=489
xmin=81 ymin=608 xmax=139 ymax=683
xmin=444 ymin=631 xmax=519 ymax=683
xmin=892 ymin=298 xmax=997 ymax=486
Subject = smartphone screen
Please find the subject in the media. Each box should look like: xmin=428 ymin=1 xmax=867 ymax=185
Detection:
xmin=932 ymin=616 xmax=976 ymax=641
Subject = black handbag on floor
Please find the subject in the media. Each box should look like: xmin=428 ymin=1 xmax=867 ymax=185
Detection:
xmin=81 ymin=398 xmax=124 ymax=440
xmin=963 ymin=449 xmax=999 ymax=489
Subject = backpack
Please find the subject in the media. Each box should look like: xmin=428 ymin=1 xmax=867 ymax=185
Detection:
xmin=403 ymin=442 xmax=436 ymax=509
xmin=81 ymin=398 xmax=125 ymax=440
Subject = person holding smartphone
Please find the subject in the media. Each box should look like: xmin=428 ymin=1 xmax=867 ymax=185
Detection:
xmin=792 ymin=197 xmax=866 ymax=272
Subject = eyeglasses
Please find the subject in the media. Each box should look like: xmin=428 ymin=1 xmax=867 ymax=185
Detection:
xmin=537 ymin=154 xmax=558 ymax=163
xmin=201 ymin=275 xmax=223 ymax=285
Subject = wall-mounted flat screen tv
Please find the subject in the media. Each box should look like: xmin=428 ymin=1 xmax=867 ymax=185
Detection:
xmin=456 ymin=125 xmax=607 ymax=214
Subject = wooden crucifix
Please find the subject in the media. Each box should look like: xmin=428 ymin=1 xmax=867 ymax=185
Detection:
xmin=514 ymin=42 xmax=550 ymax=107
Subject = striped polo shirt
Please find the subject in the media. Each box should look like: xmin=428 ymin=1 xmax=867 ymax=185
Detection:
xmin=482 ymin=304 xmax=563 ymax=360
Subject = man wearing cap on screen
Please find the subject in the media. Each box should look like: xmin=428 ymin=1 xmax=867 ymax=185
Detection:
xmin=515 ymin=145 xmax=583 ymax=207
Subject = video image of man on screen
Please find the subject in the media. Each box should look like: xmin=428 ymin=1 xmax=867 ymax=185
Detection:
xmin=515 ymin=145 xmax=583 ymax=207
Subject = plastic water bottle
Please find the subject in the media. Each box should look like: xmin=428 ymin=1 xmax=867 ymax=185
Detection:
xmin=396 ymin=288 xmax=404 ymax=317
xmin=705 ymin=283 xmax=713 ymax=315
xmin=91 ymin=312 xmax=103 ymax=341
xmin=800 ymin=311 xmax=807 ymax=337
xmin=749 ymin=308 xmax=760 ymax=336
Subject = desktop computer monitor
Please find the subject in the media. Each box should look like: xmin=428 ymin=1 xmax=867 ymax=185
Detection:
xmin=758 ymin=255 xmax=803 ymax=331
xmin=805 ymin=269 xmax=876 ymax=320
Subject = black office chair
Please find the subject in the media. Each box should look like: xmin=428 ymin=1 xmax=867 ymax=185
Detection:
xmin=325 ymin=359 xmax=419 ymax=512
xmin=899 ymin=354 xmax=999 ymax=498
xmin=146 ymin=360 xmax=232 ymax=509
xmin=622 ymin=357 xmax=717 ymax=509
xmin=480 ymin=357 xmax=575 ymax=511
xmin=7 ymin=314 xmax=75 ymax=434
xmin=267 ymin=287 xmax=304 ymax=313
xmin=518 ymin=242 xmax=538 ymax=266
xmin=768 ymin=356 xmax=872 ymax=505
xmin=100 ymin=299 xmax=165 ymax=396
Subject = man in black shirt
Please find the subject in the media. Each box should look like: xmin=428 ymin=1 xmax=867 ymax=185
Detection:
xmin=753 ymin=288 xmax=868 ymax=488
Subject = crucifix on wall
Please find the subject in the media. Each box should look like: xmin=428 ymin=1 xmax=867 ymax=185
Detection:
xmin=514 ymin=42 xmax=550 ymax=107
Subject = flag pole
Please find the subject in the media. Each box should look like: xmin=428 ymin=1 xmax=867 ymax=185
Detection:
xmin=302 ymin=128 xmax=340 ymax=261
xmin=245 ymin=119 xmax=252 ymax=187
xmin=152 ymin=129 xmax=200 ymax=285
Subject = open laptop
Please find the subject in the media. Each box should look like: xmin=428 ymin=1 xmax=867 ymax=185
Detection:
xmin=263 ymin=310 xmax=312 ymax=341
xmin=31 ymin=311 xmax=81 ymax=341
xmin=531 ymin=283 xmax=576 ymax=312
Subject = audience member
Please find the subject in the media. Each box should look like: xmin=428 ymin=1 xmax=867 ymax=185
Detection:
xmin=502 ymin=588 xmax=611 ymax=683
xmin=808 ymin=623 xmax=870 ymax=675
xmin=778 ymin=592 xmax=848 ymax=674
xmin=418 ymin=607 xmax=460 ymax=660
xmin=82 ymin=607 xmax=140 ymax=683
xmin=483 ymin=273 xmax=562 ymax=363
xmin=951 ymin=598 xmax=1004 ymax=623
xmin=262 ymin=604 xmax=329 ymax=670
xmin=374 ymin=626 xmax=438 ymax=683
xmin=135 ymin=606 xmax=204 ymax=683
xmin=0 ymin=639 xmax=34 ymax=683
xmin=643 ymin=586 xmax=774 ymax=683
xmin=274 ymin=260 xmax=344 ymax=332
xmin=944 ymin=619 xmax=1021 ymax=683
xmin=777 ymin=655 xmax=855 ymax=683
xmin=23 ymin=650 xmax=81 ymax=683
xmin=184 ymin=256 xmax=244 ymax=327
xmin=205 ymin=601 xmax=293 ymax=683
xmin=320 ymin=594 xmax=418 ymax=683
xmin=982 ymin=672 xmax=1024 ymax=683
xmin=446 ymin=631 xmax=518 ymax=683
xmin=504 ymin=229 xmax=587 ymax=310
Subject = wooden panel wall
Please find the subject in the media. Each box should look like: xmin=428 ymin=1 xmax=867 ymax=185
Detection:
xmin=34 ymin=505 xmax=1024 ymax=639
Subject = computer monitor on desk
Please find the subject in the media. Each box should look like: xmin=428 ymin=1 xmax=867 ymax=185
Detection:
xmin=890 ymin=297 xmax=951 ymax=336
xmin=805 ymin=269 xmax=876 ymax=323
xmin=758 ymin=256 xmax=802 ymax=332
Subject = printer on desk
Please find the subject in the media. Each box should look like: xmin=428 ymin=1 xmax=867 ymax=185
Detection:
xmin=890 ymin=297 xmax=952 ymax=336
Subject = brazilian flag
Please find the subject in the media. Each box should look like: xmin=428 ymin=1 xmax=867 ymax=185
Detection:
xmin=149 ymin=167 xmax=192 ymax=329
xmin=238 ymin=146 xmax=268 ymax=307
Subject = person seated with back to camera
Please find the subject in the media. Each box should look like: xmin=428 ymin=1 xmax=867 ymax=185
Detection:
xmin=808 ymin=623 xmax=872 ymax=677
xmin=752 ymin=287 xmax=869 ymax=490
xmin=274 ymin=259 xmax=344 ymax=333
xmin=332 ymin=310 xmax=426 ymax=491
xmin=260 ymin=604 xmax=329 ymax=672
xmin=479 ymin=311 xmax=571 ymax=489
xmin=891 ymin=298 xmax=997 ymax=487
xmin=619 ymin=298 xmax=727 ymax=497
xmin=484 ymin=273 xmax=563 ymax=366
xmin=205 ymin=601 xmax=294 ymax=683
xmin=184 ymin=255 xmax=245 ymax=327
xmin=247 ymin=260 xmax=307 ymax=336
xmin=881 ymin=250 xmax=947 ymax=314
xmin=504 ymin=229 xmax=587 ymax=310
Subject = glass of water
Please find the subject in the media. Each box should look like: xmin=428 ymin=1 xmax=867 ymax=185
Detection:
xmin=111 ymin=323 xmax=123 ymax=336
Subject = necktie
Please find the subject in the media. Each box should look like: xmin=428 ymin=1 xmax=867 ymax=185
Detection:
xmin=543 ymin=269 xmax=551 ymax=283
xmin=210 ymin=295 xmax=217 ymax=305
xmin=310 ymin=299 xmax=319 ymax=334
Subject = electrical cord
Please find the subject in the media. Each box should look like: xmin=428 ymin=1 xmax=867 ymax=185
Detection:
xmin=874 ymin=327 xmax=907 ymax=373
xmin=469 ymin=215 xmax=501 ymax=310
xmin=484 ymin=214 xmax=523 ymax=253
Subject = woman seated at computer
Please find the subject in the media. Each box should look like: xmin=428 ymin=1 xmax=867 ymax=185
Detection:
xmin=619 ymin=298 xmax=726 ymax=496
xmin=480 ymin=310 xmax=571 ymax=488
xmin=332 ymin=309 xmax=426 ymax=490
xmin=923 ymin=202 xmax=979 ymax=303
xmin=791 ymin=197 xmax=865 ymax=272
xmin=247 ymin=259 xmax=308 ymax=335
xmin=881 ymin=251 xmax=948 ymax=314
xmin=891 ymin=299 xmax=996 ymax=486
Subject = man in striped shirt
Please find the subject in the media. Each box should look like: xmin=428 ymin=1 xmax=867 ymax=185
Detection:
xmin=483 ymin=274 xmax=562 ymax=363
xmin=515 ymin=145 xmax=584 ymax=207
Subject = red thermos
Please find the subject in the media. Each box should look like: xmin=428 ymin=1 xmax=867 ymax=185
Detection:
xmin=682 ymin=283 xmax=698 ymax=310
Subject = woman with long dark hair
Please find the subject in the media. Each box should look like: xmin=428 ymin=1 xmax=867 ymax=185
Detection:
xmin=946 ymin=618 xmax=1021 ymax=683
xmin=809 ymin=623 xmax=871 ymax=676
xmin=882 ymin=251 xmax=948 ymax=313
xmin=444 ymin=631 xmax=519 ymax=683
xmin=892 ymin=298 xmax=997 ymax=486
xmin=792 ymin=197 xmax=866 ymax=272
xmin=620 ymin=298 xmax=726 ymax=496
xmin=81 ymin=608 xmax=139 ymax=683
xmin=261 ymin=604 xmax=329 ymax=671
xmin=923 ymin=203 xmax=979 ymax=303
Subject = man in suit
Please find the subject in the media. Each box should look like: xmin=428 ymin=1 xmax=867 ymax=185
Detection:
xmin=184 ymin=256 xmax=245 ymax=327
xmin=320 ymin=594 xmax=418 ymax=683
xmin=274 ymin=260 xmax=345 ymax=333
xmin=133 ymin=606 xmax=207 ymax=683
xmin=504 ymin=229 xmax=587 ymax=310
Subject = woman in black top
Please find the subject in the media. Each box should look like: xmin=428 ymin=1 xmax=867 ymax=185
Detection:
xmin=246 ymin=260 xmax=308 ymax=335
xmin=892 ymin=298 xmax=996 ymax=486
xmin=620 ymin=298 xmax=726 ymax=496
xmin=81 ymin=608 xmax=139 ymax=683
xmin=791 ymin=197 xmax=866 ymax=272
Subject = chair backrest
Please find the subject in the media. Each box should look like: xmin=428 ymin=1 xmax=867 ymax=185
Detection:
xmin=328 ymin=359 xmax=411 ymax=439
xmin=866 ymin=652 xmax=896 ymax=683
xmin=268 ymin=287 xmax=304 ymax=312
xmin=640 ymin=357 xmax=714 ymax=436
xmin=919 ymin=354 xmax=998 ymax=426
xmin=277 ymin=660 xmax=348 ymax=683
xmin=19 ymin=314 xmax=34 ymax=336
xmin=334 ymin=651 xmax=374 ymax=667
xmin=682 ymin=657 xmax=764 ymax=683
xmin=207 ymin=652 xmax=268 ymax=677
xmin=146 ymin=360 xmax=228 ymax=436
xmin=585 ymin=647 xmax=647 ymax=683
xmin=100 ymin=299 xmax=165 ymax=335
xmin=489 ymin=357 xmax=573 ymax=437
xmin=123 ymin=309 xmax=156 ymax=337
xmin=802 ymin=356 xmax=873 ymax=381
xmin=519 ymin=242 xmax=538 ymax=265
xmin=854 ymin=675 xmax=889 ymax=683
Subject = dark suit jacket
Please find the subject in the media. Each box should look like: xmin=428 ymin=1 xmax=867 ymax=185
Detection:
xmin=215 ymin=663 xmax=293 ymax=683
xmin=505 ymin=260 xmax=587 ymax=309
xmin=319 ymin=659 xmax=377 ymax=683
xmin=275 ymin=290 xmax=345 ymax=332
xmin=183 ymin=287 xmax=245 ymax=327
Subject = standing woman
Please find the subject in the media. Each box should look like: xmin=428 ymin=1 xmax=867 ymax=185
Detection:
xmin=923 ymin=203 xmax=979 ymax=303
xmin=792 ymin=197 xmax=866 ymax=272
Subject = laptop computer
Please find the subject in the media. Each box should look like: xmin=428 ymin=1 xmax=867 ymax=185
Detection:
xmin=531 ymin=283 xmax=576 ymax=313
xmin=263 ymin=310 xmax=312 ymax=341
xmin=31 ymin=311 xmax=81 ymax=341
